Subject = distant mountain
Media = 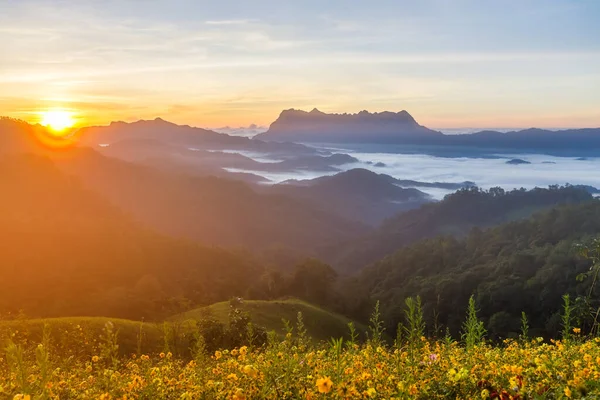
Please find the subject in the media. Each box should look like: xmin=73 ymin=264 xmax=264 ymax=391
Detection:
xmin=255 ymin=109 xmax=600 ymax=156
xmin=52 ymin=148 xmax=369 ymax=251
xmin=268 ymin=169 xmax=431 ymax=225
xmin=79 ymin=117 xmax=317 ymax=156
xmin=321 ymin=185 xmax=594 ymax=272
xmin=506 ymin=158 xmax=531 ymax=165
xmin=255 ymin=109 xmax=442 ymax=143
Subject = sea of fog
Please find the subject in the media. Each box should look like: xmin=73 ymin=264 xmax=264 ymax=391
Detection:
xmin=225 ymin=149 xmax=600 ymax=200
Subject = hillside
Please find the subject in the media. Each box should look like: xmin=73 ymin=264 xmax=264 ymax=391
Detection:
xmin=347 ymin=200 xmax=600 ymax=338
xmin=0 ymin=154 xmax=265 ymax=319
xmin=322 ymin=185 xmax=594 ymax=272
xmin=0 ymin=317 xmax=164 ymax=356
xmin=52 ymin=148 xmax=368 ymax=251
xmin=175 ymin=298 xmax=365 ymax=342
xmin=268 ymin=169 xmax=430 ymax=225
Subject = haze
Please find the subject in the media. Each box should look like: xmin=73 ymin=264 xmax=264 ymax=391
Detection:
xmin=1 ymin=0 xmax=599 ymax=129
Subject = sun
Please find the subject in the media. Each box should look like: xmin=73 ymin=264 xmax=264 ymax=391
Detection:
xmin=40 ymin=110 xmax=75 ymax=133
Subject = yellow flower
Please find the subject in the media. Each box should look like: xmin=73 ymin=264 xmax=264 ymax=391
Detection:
xmin=243 ymin=364 xmax=258 ymax=378
xmin=316 ymin=376 xmax=333 ymax=393
xmin=214 ymin=351 xmax=222 ymax=360
xmin=13 ymin=395 xmax=31 ymax=400
xmin=564 ymin=387 xmax=572 ymax=398
xmin=481 ymin=389 xmax=490 ymax=399
xmin=573 ymin=328 xmax=581 ymax=334
xmin=159 ymin=352 xmax=165 ymax=358
xmin=365 ymin=388 xmax=377 ymax=398
xmin=232 ymin=388 xmax=246 ymax=400
xmin=239 ymin=346 xmax=248 ymax=356
xmin=227 ymin=373 xmax=239 ymax=381
xmin=92 ymin=356 xmax=99 ymax=363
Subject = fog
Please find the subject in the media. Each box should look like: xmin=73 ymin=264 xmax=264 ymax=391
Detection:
xmin=226 ymin=150 xmax=600 ymax=200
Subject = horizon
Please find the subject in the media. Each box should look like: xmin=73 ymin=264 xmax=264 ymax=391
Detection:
xmin=3 ymin=112 xmax=600 ymax=136
xmin=1 ymin=0 xmax=599 ymax=129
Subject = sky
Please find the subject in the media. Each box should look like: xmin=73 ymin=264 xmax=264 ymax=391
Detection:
xmin=1 ymin=0 xmax=599 ymax=129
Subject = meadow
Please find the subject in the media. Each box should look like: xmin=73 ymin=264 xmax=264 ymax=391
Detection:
xmin=2 ymin=297 xmax=600 ymax=399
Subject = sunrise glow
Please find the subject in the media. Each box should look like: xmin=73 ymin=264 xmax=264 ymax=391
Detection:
xmin=40 ymin=110 xmax=76 ymax=133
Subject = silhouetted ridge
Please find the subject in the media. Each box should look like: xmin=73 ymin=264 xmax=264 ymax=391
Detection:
xmin=256 ymin=109 xmax=440 ymax=143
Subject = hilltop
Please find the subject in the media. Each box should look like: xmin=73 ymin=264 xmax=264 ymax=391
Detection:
xmin=174 ymin=298 xmax=366 ymax=342
xmin=268 ymin=169 xmax=431 ymax=225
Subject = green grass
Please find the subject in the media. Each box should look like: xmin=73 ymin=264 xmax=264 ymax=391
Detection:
xmin=0 ymin=299 xmax=366 ymax=358
xmin=0 ymin=317 xmax=165 ymax=356
xmin=174 ymin=298 xmax=366 ymax=342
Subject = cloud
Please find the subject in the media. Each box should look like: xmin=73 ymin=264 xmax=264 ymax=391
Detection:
xmin=205 ymin=19 xmax=254 ymax=25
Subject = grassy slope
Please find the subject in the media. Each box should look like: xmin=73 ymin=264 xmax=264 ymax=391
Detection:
xmin=0 ymin=317 xmax=164 ymax=356
xmin=0 ymin=299 xmax=366 ymax=356
xmin=174 ymin=298 xmax=366 ymax=342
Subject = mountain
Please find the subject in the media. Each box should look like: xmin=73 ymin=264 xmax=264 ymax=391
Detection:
xmin=255 ymin=108 xmax=442 ymax=143
xmin=347 ymin=200 xmax=600 ymax=338
xmin=51 ymin=148 xmax=369 ymax=251
xmin=321 ymin=185 xmax=594 ymax=272
xmin=79 ymin=117 xmax=316 ymax=156
xmin=255 ymin=109 xmax=600 ymax=156
xmin=0 ymin=119 xmax=369 ymax=252
xmin=268 ymin=169 xmax=431 ymax=225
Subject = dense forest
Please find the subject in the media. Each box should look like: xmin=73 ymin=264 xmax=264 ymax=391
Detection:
xmin=323 ymin=185 xmax=594 ymax=272
xmin=343 ymin=200 xmax=600 ymax=339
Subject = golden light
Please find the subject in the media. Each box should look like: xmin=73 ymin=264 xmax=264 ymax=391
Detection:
xmin=40 ymin=110 xmax=75 ymax=134
xmin=34 ymin=109 xmax=81 ymax=149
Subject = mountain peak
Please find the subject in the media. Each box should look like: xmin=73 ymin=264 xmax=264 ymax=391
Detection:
xmin=256 ymin=108 xmax=441 ymax=144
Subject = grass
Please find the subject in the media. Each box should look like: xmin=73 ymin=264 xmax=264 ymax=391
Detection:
xmin=0 ymin=299 xmax=366 ymax=358
xmin=0 ymin=317 xmax=165 ymax=357
xmin=174 ymin=298 xmax=367 ymax=342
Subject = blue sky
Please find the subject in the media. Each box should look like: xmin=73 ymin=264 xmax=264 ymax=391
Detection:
xmin=1 ymin=0 xmax=599 ymax=128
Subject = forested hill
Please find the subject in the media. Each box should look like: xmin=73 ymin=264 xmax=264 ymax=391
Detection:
xmin=347 ymin=200 xmax=600 ymax=339
xmin=0 ymin=154 xmax=265 ymax=319
xmin=323 ymin=185 xmax=594 ymax=273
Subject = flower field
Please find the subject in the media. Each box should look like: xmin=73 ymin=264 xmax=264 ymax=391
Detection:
xmin=2 ymin=323 xmax=600 ymax=399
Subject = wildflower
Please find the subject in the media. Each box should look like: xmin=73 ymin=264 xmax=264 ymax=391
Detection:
xmin=365 ymin=388 xmax=377 ymax=397
xmin=159 ymin=352 xmax=165 ymax=358
xmin=481 ymin=389 xmax=490 ymax=399
xmin=232 ymin=389 xmax=246 ymax=400
xmin=564 ymin=387 xmax=572 ymax=398
xmin=573 ymin=328 xmax=581 ymax=334
xmin=227 ymin=373 xmax=239 ymax=381
xmin=243 ymin=364 xmax=258 ymax=378
xmin=316 ymin=376 xmax=333 ymax=393
xmin=231 ymin=348 xmax=239 ymax=356
xmin=239 ymin=346 xmax=248 ymax=356
xmin=214 ymin=351 xmax=222 ymax=360
xmin=13 ymin=395 xmax=31 ymax=400
xmin=92 ymin=355 xmax=99 ymax=363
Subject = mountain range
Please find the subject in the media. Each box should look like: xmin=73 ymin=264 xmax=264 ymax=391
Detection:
xmin=256 ymin=109 xmax=600 ymax=156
